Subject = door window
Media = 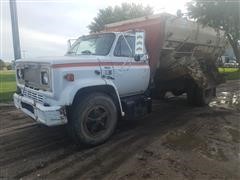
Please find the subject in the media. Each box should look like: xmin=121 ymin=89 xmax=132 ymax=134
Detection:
xmin=114 ymin=35 xmax=135 ymax=57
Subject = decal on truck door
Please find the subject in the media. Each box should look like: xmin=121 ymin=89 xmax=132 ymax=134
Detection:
xmin=102 ymin=66 xmax=114 ymax=80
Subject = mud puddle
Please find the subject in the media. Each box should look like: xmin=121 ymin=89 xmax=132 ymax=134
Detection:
xmin=210 ymin=90 xmax=240 ymax=110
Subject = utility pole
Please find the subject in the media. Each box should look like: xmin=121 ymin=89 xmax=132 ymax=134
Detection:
xmin=9 ymin=0 xmax=21 ymax=60
xmin=22 ymin=50 xmax=27 ymax=58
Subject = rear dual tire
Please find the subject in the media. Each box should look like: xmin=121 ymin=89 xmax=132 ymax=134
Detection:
xmin=187 ymin=84 xmax=216 ymax=106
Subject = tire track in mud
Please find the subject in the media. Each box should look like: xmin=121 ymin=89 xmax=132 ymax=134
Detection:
xmin=67 ymin=136 xmax=149 ymax=180
xmin=28 ymin=134 xmax=140 ymax=179
xmin=0 ymin=108 xmax=31 ymax=130
xmin=0 ymin=118 xmax=30 ymax=131
xmin=14 ymin=128 xmax=140 ymax=179
xmin=1 ymin=138 xmax=74 ymax=179
xmin=0 ymin=131 xmax=64 ymax=158
xmin=1 ymin=127 xmax=65 ymax=151
xmin=6 ymin=144 xmax=77 ymax=179
xmin=1 ymin=125 xmax=69 ymax=170
xmin=0 ymin=122 xmax=37 ymax=137
xmin=22 ymin=107 xmax=191 ymax=180
xmin=2 ymin=121 xmax=139 ymax=177
xmin=0 ymin=124 xmax=64 ymax=144
xmin=1 ymin=136 xmax=64 ymax=161
xmin=1 ymin=136 xmax=68 ymax=166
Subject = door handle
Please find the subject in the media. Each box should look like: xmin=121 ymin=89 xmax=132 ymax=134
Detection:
xmin=94 ymin=70 xmax=101 ymax=75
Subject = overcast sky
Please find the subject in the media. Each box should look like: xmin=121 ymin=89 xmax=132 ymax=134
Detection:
xmin=0 ymin=0 xmax=189 ymax=61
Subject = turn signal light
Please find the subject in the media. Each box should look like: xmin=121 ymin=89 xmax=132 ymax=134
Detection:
xmin=64 ymin=73 xmax=74 ymax=81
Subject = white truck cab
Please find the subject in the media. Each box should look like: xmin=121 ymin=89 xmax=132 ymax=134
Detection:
xmin=14 ymin=31 xmax=151 ymax=145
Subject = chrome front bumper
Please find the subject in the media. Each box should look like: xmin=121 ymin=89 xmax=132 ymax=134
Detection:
xmin=13 ymin=93 xmax=67 ymax=126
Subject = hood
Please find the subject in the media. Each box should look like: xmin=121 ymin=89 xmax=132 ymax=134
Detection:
xmin=15 ymin=55 xmax=103 ymax=65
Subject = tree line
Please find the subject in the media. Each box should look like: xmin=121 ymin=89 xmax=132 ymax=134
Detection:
xmin=0 ymin=59 xmax=13 ymax=70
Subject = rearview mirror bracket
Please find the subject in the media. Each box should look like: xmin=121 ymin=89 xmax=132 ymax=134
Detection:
xmin=134 ymin=54 xmax=141 ymax=61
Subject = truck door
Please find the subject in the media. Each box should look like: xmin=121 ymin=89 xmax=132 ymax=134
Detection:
xmin=112 ymin=35 xmax=150 ymax=97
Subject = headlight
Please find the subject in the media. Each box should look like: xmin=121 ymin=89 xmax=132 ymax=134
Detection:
xmin=17 ymin=69 xmax=24 ymax=79
xmin=41 ymin=71 xmax=49 ymax=85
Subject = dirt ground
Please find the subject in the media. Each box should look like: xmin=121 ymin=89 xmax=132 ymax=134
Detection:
xmin=0 ymin=80 xmax=239 ymax=180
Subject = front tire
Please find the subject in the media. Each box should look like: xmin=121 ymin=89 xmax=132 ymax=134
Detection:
xmin=68 ymin=92 xmax=117 ymax=146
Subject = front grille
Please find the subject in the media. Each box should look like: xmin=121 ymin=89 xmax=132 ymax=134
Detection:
xmin=23 ymin=89 xmax=44 ymax=103
xmin=24 ymin=66 xmax=41 ymax=87
xmin=17 ymin=63 xmax=51 ymax=91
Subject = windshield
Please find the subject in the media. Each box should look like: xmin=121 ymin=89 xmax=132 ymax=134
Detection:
xmin=66 ymin=33 xmax=115 ymax=56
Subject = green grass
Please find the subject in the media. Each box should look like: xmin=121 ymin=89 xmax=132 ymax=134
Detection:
xmin=0 ymin=70 xmax=16 ymax=102
xmin=218 ymin=68 xmax=240 ymax=80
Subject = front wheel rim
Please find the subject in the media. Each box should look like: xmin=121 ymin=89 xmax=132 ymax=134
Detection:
xmin=83 ymin=105 xmax=111 ymax=137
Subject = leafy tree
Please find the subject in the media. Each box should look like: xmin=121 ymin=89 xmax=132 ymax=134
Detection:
xmin=0 ymin=59 xmax=5 ymax=70
xmin=187 ymin=0 xmax=240 ymax=62
xmin=88 ymin=3 xmax=153 ymax=33
xmin=6 ymin=63 xmax=13 ymax=70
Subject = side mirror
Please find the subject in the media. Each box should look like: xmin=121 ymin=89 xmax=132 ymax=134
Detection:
xmin=134 ymin=54 xmax=141 ymax=61
xmin=134 ymin=54 xmax=148 ymax=61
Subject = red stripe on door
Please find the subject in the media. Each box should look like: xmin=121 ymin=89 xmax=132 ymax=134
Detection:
xmin=52 ymin=62 xmax=148 ymax=68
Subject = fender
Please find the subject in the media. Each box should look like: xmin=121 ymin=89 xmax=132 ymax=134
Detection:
xmin=59 ymin=77 xmax=125 ymax=116
xmin=104 ymin=79 xmax=125 ymax=116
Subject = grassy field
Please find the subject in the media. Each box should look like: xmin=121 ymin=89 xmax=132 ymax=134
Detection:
xmin=0 ymin=70 xmax=16 ymax=103
xmin=218 ymin=67 xmax=240 ymax=80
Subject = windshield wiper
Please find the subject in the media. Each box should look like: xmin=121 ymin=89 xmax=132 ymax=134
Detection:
xmin=81 ymin=50 xmax=92 ymax=55
xmin=67 ymin=51 xmax=76 ymax=55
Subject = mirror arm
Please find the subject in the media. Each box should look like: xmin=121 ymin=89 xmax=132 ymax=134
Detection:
xmin=134 ymin=54 xmax=141 ymax=61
